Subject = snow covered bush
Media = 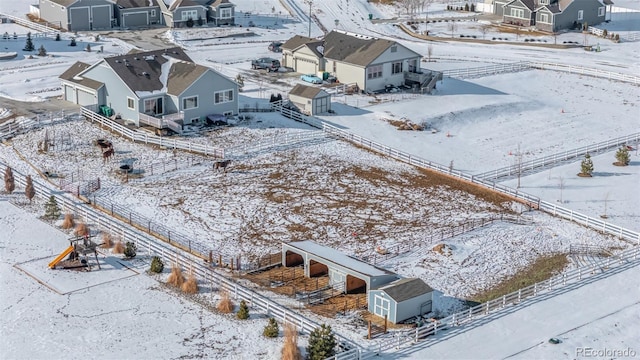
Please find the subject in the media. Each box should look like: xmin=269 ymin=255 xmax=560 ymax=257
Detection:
xmin=236 ymin=300 xmax=249 ymax=320
xmin=150 ymin=256 xmax=164 ymax=273
xmin=123 ymin=241 xmax=136 ymax=258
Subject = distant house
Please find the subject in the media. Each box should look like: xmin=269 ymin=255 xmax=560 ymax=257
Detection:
xmin=491 ymin=0 xmax=612 ymax=31
xmin=288 ymin=84 xmax=331 ymax=115
xmin=281 ymin=30 xmax=437 ymax=94
xmin=38 ymin=0 xmax=116 ymax=31
xmin=209 ymin=0 xmax=235 ymax=26
xmin=59 ymin=47 xmax=238 ymax=132
xmin=158 ymin=0 xmax=208 ymax=28
xmin=368 ymin=278 xmax=433 ymax=324
xmin=115 ymin=0 xmax=163 ymax=28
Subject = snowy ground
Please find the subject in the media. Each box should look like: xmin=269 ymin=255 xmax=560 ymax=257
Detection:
xmin=1 ymin=0 xmax=640 ymax=358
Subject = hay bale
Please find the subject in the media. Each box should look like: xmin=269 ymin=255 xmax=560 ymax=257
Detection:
xmin=167 ymin=265 xmax=185 ymax=288
xmin=101 ymin=233 xmax=113 ymax=248
xmin=433 ymin=243 xmax=445 ymax=254
xmin=113 ymin=240 xmax=124 ymax=254
xmin=217 ymin=291 xmax=234 ymax=314
xmin=61 ymin=213 xmax=75 ymax=229
xmin=281 ymin=323 xmax=302 ymax=360
xmin=181 ymin=273 xmax=198 ymax=294
xmin=74 ymin=222 xmax=89 ymax=236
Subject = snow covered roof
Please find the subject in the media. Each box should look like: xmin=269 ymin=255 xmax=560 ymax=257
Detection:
xmin=103 ymin=47 xmax=200 ymax=96
xmin=283 ymin=241 xmax=395 ymax=277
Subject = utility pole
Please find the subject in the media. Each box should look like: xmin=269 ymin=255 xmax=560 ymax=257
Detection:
xmin=308 ymin=1 xmax=313 ymax=38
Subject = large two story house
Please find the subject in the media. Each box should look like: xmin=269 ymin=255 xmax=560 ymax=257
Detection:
xmin=491 ymin=0 xmax=613 ymax=32
xmin=60 ymin=47 xmax=238 ymax=132
xmin=281 ymin=30 xmax=440 ymax=94
xmin=36 ymin=0 xmax=236 ymax=30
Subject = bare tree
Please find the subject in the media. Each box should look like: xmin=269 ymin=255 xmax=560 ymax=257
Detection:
xmin=427 ymin=44 xmax=433 ymax=62
xmin=447 ymin=21 xmax=458 ymax=38
xmin=480 ymin=24 xmax=489 ymax=40
xmin=4 ymin=166 xmax=15 ymax=194
xmin=25 ymin=175 xmax=35 ymax=203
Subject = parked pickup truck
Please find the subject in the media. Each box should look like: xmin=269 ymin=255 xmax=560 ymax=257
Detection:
xmin=251 ymin=57 xmax=280 ymax=72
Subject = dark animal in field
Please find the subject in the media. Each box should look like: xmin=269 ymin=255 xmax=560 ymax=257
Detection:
xmin=214 ymin=160 xmax=231 ymax=173
xmin=102 ymin=147 xmax=114 ymax=163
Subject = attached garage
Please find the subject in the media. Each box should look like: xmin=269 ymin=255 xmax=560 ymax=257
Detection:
xmin=121 ymin=12 xmax=149 ymax=28
xmin=368 ymin=278 xmax=433 ymax=324
xmin=91 ymin=5 xmax=112 ymax=29
xmin=59 ymin=61 xmax=105 ymax=107
xmin=288 ymin=84 xmax=331 ymax=116
xmin=282 ymin=241 xmax=399 ymax=294
xmin=69 ymin=7 xmax=90 ymax=31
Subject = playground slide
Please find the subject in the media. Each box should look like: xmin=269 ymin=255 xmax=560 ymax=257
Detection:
xmin=48 ymin=246 xmax=74 ymax=269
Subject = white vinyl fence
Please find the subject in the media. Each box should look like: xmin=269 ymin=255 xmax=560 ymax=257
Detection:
xmin=1 ymin=163 xmax=360 ymax=356
xmin=0 ymin=13 xmax=58 ymax=35
xmin=475 ymin=133 xmax=640 ymax=180
xmin=0 ymin=111 xmax=82 ymax=141
xmin=82 ymin=108 xmax=225 ymax=158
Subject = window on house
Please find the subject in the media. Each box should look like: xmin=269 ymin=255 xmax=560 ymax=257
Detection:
xmin=144 ymin=98 xmax=163 ymax=114
xmin=367 ymin=65 xmax=382 ymax=79
xmin=539 ymin=13 xmax=549 ymax=23
xmin=540 ymin=0 xmax=549 ymax=4
xmin=151 ymin=9 xmax=156 ymax=17
xmin=182 ymin=10 xmax=198 ymax=21
xmin=510 ymin=8 xmax=525 ymax=19
xmin=598 ymin=7 xmax=605 ymax=16
xmin=127 ymin=97 xmax=135 ymax=110
xmin=220 ymin=8 xmax=232 ymax=18
xmin=577 ymin=10 xmax=583 ymax=20
xmin=182 ymin=96 xmax=198 ymax=110
xmin=391 ymin=61 xmax=403 ymax=74
xmin=214 ymin=89 xmax=234 ymax=104
xmin=390 ymin=45 xmax=397 ymax=53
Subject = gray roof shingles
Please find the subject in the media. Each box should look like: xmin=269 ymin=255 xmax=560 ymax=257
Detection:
xmin=116 ymin=0 xmax=157 ymax=8
xmin=289 ymin=84 xmax=328 ymax=99
xmin=378 ymin=278 xmax=433 ymax=303
xmin=103 ymin=47 xmax=202 ymax=95
xmin=322 ymin=31 xmax=394 ymax=67
xmin=59 ymin=61 xmax=104 ymax=90
xmin=281 ymin=35 xmax=318 ymax=51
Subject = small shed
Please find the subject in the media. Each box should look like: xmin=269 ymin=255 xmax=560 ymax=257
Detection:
xmin=288 ymin=84 xmax=331 ymax=116
xmin=368 ymin=277 xmax=433 ymax=324
xmin=282 ymin=241 xmax=399 ymax=294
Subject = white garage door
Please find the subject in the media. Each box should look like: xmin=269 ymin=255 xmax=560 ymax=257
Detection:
xmin=77 ymin=89 xmax=96 ymax=106
xmin=295 ymin=57 xmax=317 ymax=75
xmin=64 ymin=85 xmax=74 ymax=102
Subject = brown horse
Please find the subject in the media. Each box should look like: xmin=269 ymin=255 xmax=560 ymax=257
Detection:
xmin=214 ymin=159 xmax=231 ymax=173
xmin=102 ymin=146 xmax=114 ymax=163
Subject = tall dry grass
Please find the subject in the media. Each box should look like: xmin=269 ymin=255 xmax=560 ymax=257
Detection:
xmin=101 ymin=233 xmax=113 ymax=248
xmin=217 ymin=290 xmax=234 ymax=314
xmin=181 ymin=273 xmax=199 ymax=294
xmin=61 ymin=213 xmax=75 ymax=229
xmin=74 ymin=222 xmax=89 ymax=237
xmin=167 ymin=265 xmax=185 ymax=288
xmin=113 ymin=240 xmax=124 ymax=254
xmin=281 ymin=323 xmax=301 ymax=360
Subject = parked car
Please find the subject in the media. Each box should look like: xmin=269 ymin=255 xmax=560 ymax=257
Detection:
xmin=251 ymin=58 xmax=280 ymax=72
xmin=300 ymin=74 xmax=323 ymax=84
xmin=268 ymin=41 xmax=283 ymax=52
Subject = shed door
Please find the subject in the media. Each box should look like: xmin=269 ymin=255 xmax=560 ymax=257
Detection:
xmin=314 ymin=96 xmax=329 ymax=114
xmin=64 ymin=85 xmax=75 ymax=102
xmin=328 ymin=269 xmax=345 ymax=287
xmin=374 ymin=294 xmax=390 ymax=317
xmin=77 ymin=89 xmax=96 ymax=106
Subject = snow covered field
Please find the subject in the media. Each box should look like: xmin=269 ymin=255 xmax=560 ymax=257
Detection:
xmin=1 ymin=0 xmax=640 ymax=359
